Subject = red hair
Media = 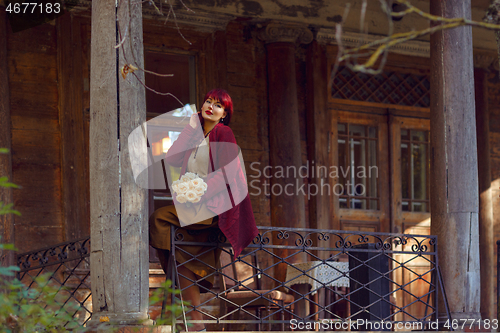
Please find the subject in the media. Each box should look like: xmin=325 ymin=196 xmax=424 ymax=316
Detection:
xmin=203 ymin=88 xmax=233 ymax=126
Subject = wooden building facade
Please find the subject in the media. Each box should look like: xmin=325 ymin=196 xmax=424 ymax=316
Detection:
xmin=1 ymin=0 xmax=500 ymax=322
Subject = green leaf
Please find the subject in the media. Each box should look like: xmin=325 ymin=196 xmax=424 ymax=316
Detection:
xmin=0 ymin=243 xmax=18 ymax=251
xmin=0 ymin=203 xmax=21 ymax=216
xmin=0 ymin=179 xmax=19 ymax=188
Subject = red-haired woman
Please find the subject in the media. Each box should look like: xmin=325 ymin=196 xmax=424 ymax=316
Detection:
xmin=149 ymin=89 xmax=258 ymax=331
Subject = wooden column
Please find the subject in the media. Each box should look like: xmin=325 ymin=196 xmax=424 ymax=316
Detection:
xmin=430 ymin=0 xmax=481 ymax=320
xmin=0 ymin=7 xmax=15 ymax=267
xmin=259 ymin=24 xmax=312 ymax=316
xmin=306 ymin=41 xmax=331 ymax=233
xmin=475 ymin=68 xmax=494 ymax=320
xmin=89 ymin=0 xmax=149 ymax=326
xmin=260 ymin=24 xmax=312 ymax=232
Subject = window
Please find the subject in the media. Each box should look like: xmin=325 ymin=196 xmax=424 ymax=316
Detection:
xmin=401 ymin=129 xmax=430 ymax=212
xmin=338 ymin=123 xmax=379 ymax=210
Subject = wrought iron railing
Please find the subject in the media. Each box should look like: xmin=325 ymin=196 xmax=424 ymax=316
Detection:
xmin=13 ymin=227 xmax=450 ymax=331
xmin=168 ymin=226 xmax=450 ymax=331
xmin=16 ymin=237 xmax=92 ymax=328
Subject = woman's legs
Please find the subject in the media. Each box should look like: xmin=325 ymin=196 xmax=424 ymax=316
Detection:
xmin=157 ymin=249 xmax=205 ymax=331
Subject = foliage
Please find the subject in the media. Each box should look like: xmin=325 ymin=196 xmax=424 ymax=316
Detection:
xmin=0 ymin=149 xmax=20 ymax=217
xmin=0 ymin=251 xmax=87 ymax=332
xmin=0 ymin=149 xmax=88 ymax=332
xmin=334 ymin=0 xmax=500 ymax=76
xmin=148 ymin=279 xmax=192 ymax=332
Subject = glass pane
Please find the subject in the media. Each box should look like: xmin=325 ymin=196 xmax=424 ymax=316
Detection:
xmin=338 ymin=138 xmax=347 ymax=187
xmin=401 ymin=142 xmax=409 ymax=199
xmin=352 ymin=137 xmax=366 ymax=197
xmin=338 ymin=123 xmax=347 ymax=135
xmin=402 ymin=201 xmax=409 ymax=212
xmin=368 ymin=140 xmax=377 ymax=198
xmin=338 ymin=123 xmax=379 ymax=211
xmin=351 ymin=198 xmax=366 ymax=209
xmin=339 ymin=198 xmax=348 ymax=208
xmin=368 ymin=126 xmax=377 ymax=138
xmin=412 ymin=143 xmax=427 ymax=200
xmin=411 ymin=130 xmax=426 ymax=142
xmin=350 ymin=124 xmax=366 ymax=137
xmin=412 ymin=202 xmax=426 ymax=212
xmin=401 ymin=129 xmax=409 ymax=141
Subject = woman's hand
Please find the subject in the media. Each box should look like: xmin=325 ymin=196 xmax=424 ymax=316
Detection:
xmin=189 ymin=113 xmax=200 ymax=129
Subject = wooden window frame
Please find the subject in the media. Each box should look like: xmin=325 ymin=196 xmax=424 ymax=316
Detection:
xmin=333 ymin=110 xmax=390 ymax=232
xmin=389 ymin=115 xmax=431 ymax=234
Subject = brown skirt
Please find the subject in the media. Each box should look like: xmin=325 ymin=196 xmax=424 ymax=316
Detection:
xmin=149 ymin=204 xmax=221 ymax=290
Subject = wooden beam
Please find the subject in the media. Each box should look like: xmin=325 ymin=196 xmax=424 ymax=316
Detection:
xmin=0 ymin=7 xmax=15 ymax=267
xmin=89 ymin=0 xmax=149 ymax=324
xmin=430 ymin=0 xmax=481 ymax=320
xmin=57 ymin=13 xmax=89 ymax=241
xmin=475 ymin=68 xmax=494 ymax=320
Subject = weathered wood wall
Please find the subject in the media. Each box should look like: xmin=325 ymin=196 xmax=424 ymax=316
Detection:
xmin=7 ymin=21 xmax=63 ymax=252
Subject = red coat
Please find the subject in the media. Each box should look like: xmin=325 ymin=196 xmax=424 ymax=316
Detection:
xmin=165 ymin=121 xmax=258 ymax=257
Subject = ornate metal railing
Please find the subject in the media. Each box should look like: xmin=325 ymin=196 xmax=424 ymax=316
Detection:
xmin=13 ymin=227 xmax=450 ymax=331
xmin=16 ymin=237 xmax=92 ymax=328
xmin=168 ymin=226 xmax=450 ymax=331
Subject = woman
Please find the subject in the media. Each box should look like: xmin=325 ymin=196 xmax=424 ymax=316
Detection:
xmin=149 ymin=88 xmax=259 ymax=331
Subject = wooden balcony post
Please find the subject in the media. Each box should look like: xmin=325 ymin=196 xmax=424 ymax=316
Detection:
xmin=430 ymin=0 xmax=481 ymax=320
xmin=89 ymin=0 xmax=150 ymax=326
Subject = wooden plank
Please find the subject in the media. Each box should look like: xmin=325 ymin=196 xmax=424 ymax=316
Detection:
xmin=10 ymin=133 xmax=58 ymax=158
xmin=7 ymin=51 xmax=56 ymax=71
xmin=0 ymin=7 xmax=15 ymax=267
xmin=331 ymin=98 xmax=430 ymax=114
xmin=57 ymin=13 xmax=89 ymax=241
xmin=10 ymin=115 xmax=59 ymax=132
xmin=6 ymin=23 xmax=57 ymax=54
xmin=14 ymin=225 xmax=63 ymax=253
xmin=9 ymin=81 xmax=59 ymax=117
xmin=11 ymin=162 xmax=62 ymax=229
xmin=7 ymin=63 xmax=57 ymax=83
